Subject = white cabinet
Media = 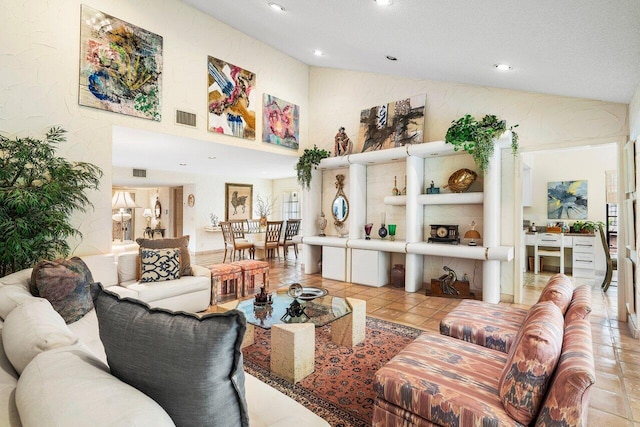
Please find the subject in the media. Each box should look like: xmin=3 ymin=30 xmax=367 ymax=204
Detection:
xmin=572 ymin=235 xmax=596 ymax=278
xmin=322 ymin=246 xmax=349 ymax=281
xmin=351 ymin=249 xmax=390 ymax=287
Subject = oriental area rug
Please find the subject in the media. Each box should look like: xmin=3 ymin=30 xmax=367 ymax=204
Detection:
xmin=242 ymin=317 xmax=423 ymax=427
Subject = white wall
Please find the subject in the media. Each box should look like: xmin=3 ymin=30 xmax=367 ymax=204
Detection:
xmin=1 ymin=0 xmax=309 ymax=255
xmin=523 ymin=144 xmax=617 ymax=227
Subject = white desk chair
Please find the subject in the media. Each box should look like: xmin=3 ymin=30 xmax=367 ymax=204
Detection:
xmin=534 ymin=233 xmax=565 ymax=274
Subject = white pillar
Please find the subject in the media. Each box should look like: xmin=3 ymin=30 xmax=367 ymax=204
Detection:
xmin=302 ymin=168 xmax=322 ymax=274
xmin=349 ymin=163 xmax=367 ymax=240
xmin=482 ymin=142 xmax=503 ymax=303
xmin=405 ymin=155 xmax=424 ymax=292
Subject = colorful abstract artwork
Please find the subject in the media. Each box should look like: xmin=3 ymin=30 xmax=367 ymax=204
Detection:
xmin=357 ymin=94 xmax=426 ymax=152
xmin=262 ymin=94 xmax=299 ymax=149
xmin=207 ymin=56 xmax=256 ymax=139
xmin=548 ymin=180 xmax=588 ymax=219
xmin=79 ymin=5 xmax=163 ymax=121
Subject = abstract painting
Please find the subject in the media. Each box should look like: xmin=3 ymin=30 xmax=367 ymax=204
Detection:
xmin=357 ymin=94 xmax=425 ymax=152
xmin=225 ymin=183 xmax=253 ymax=221
xmin=79 ymin=5 xmax=163 ymax=121
xmin=262 ymin=94 xmax=299 ymax=149
xmin=207 ymin=56 xmax=256 ymax=139
xmin=548 ymin=180 xmax=588 ymax=219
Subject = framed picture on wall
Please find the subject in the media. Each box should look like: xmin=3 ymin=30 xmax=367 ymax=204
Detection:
xmin=225 ymin=183 xmax=253 ymax=221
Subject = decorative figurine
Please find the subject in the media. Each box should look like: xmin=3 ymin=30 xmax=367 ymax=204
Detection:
xmin=281 ymin=283 xmax=310 ymax=322
xmin=334 ymin=127 xmax=352 ymax=157
xmin=438 ymin=266 xmax=459 ymax=295
xmin=209 ymin=213 xmax=219 ymax=227
xmin=426 ymin=180 xmax=440 ymax=194
xmin=392 ymin=176 xmax=399 ymax=196
xmin=318 ymin=212 xmax=327 ymax=236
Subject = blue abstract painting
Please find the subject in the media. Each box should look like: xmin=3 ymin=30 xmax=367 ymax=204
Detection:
xmin=548 ymin=180 xmax=588 ymax=219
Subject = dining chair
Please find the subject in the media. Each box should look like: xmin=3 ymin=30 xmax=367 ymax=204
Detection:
xmin=246 ymin=219 xmax=262 ymax=234
xmin=256 ymin=221 xmax=283 ymax=259
xmin=229 ymin=219 xmax=248 ymax=240
xmin=220 ymin=221 xmax=254 ymax=262
xmin=279 ymin=219 xmax=301 ymax=258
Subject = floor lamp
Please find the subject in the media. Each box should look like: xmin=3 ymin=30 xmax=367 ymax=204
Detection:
xmin=112 ymin=191 xmax=140 ymax=242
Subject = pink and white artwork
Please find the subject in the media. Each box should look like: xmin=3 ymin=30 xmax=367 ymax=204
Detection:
xmin=262 ymin=94 xmax=299 ymax=149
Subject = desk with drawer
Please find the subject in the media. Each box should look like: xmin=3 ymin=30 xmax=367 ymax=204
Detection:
xmin=525 ymin=232 xmax=596 ymax=278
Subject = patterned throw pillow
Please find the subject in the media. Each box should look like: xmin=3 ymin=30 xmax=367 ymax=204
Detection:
xmin=498 ymin=301 xmax=564 ymax=425
xmin=30 ymin=257 xmax=95 ymax=324
xmin=537 ymin=273 xmax=573 ymax=315
xmin=140 ymin=248 xmax=180 ymax=283
xmin=136 ymin=236 xmax=192 ymax=277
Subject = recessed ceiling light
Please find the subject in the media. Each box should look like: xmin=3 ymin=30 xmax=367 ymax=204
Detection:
xmin=313 ymin=49 xmax=324 ymax=56
xmin=494 ymin=63 xmax=512 ymax=71
xmin=268 ymin=2 xmax=285 ymax=12
xmin=375 ymin=0 xmax=393 ymax=5
xmin=208 ymin=156 xmax=216 ymax=160
xmin=386 ymin=55 xmax=397 ymax=61
xmin=179 ymin=163 xmax=187 ymax=166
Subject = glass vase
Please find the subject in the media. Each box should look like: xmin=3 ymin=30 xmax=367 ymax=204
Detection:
xmin=378 ymin=224 xmax=388 ymax=239
xmin=364 ymin=223 xmax=373 ymax=240
xmin=388 ymin=224 xmax=396 ymax=241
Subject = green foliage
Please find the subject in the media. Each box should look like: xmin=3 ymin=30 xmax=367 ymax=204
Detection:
xmin=296 ymin=145 xmax=330 ymax=190
xmin=0 ymin=127 xmax=103 ymax=276
xmin=445 ymin=114 xmax=519 ymax=172
xmin=572 ymin=220 xmax=604 ymax=233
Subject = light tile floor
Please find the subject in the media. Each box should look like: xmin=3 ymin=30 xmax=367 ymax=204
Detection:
xmin=196 ymin=252 xmax=639 ymax=426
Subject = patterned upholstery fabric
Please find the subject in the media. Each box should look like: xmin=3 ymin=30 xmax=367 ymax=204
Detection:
xmin=140 ymin=248 xmax=180 ymax=283
xmin=373 ymin=332 xmax=520 ymax=426
xmin=439 ymin=300 xmax=528 ymax=353
xmin=30 ymin=257 xmax=95 ymax=323
xmin=564 ymin=285 xmax=592 ymax=323
xmin=498 ymin=301 xmax=564 ymax=425
xmin=537 ymin=273 xmax=573 ymax=314
xmin=535 ymin=318 xmax=595 ymax=427
xmin=231 ymin=260 xmax=270 ymax=296
xmin=209 ymin=263 xmax=243 ymax=303
xmin=136 ymin=235 xmax=192 ymax=276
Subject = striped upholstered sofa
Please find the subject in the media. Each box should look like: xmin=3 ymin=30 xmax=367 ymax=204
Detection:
xmin=373 ymin=275 xmax=595 ymax=426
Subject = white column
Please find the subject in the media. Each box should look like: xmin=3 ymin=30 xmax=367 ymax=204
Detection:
xmin=302 ymin=168 xmax=322 ymax=274
xmin=405 ymin=155 xmax=424 ymax=292
xmin=349 ymin=163 xmax=367 ymax=239
xmin=482 ymin=143 xmax=502 ymax=303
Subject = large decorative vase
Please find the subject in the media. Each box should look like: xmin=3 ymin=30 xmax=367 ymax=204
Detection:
xmin=446 ymin=168 xmax=477 ymax=193
xmin=378 ymin=223 xmax=388 ymax=239
xmin=318 ymin=213 xmax=327 ymax=236
xmin=259 ymin=215 xmax=267 ymax=227
xmin=391 ymin=264 xmax=405 ymax=288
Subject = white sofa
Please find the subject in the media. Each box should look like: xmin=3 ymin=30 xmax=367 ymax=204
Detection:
xmin=0 ymin=257 xmax=329 ymax=426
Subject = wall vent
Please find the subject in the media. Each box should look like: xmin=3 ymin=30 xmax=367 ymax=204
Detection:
xmin=132 ymin=168 xmax=147 ymax=178
xmin=176 ymin=110 xmax=197 ymax=127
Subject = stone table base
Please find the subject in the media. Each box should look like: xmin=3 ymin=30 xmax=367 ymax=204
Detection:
xmin=217 ymin=301 xmax=255 ymax=349
xmin=271 ymin=323 xmax=315 ymax=383
xmin=331 ymin=297 xmax=366 ymax=347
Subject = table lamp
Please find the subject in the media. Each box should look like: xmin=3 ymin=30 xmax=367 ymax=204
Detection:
xmin=143 ymin=208 xmax=153 ymax=228
xmin=112 ymin=191 xmax=140 ymax=242
xmin=463 ymin=221 xmax=481 ymax=246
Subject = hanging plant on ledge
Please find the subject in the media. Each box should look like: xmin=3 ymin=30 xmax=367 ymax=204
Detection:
xmin=445 ymin=114 xmax=519 ymax=172
xmin=296 ymin=145 xmax=330 ymax=190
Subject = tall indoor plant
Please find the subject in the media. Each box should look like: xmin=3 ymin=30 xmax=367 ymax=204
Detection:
xmin=445 ymin=114 xmax=519 ymax=172
xmin=0 ymin=127 xmax=103 ymax=276
xmin=296 ymin=145 xmax=330 ymax=190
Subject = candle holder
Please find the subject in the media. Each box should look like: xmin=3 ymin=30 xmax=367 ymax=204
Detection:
xmin=364 ymin=223 xmax=373 ymax=240
xmin=388 ymin=224 xmax=396 ymax=241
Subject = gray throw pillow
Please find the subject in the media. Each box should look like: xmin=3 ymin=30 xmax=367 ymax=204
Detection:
xmin=94 ymin=286 xmax=248 ymax=427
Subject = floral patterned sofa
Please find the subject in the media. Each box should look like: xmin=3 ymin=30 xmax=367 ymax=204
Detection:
xmin=373 ymin=275 xmax=595 ymax=427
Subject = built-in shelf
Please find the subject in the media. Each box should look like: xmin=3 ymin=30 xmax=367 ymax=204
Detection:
xmin=383 ymin=195 xmax=407 ymax=206
xmin=384 ymin=192 xmax=484 ymax=206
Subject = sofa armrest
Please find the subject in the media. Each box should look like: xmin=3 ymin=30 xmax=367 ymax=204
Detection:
xmin=191 ymin=264 xmax=211 ymax=279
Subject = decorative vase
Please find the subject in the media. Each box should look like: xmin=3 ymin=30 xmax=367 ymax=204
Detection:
xmin=378 ymin=224 xmax=388 ymax=239
xmin=392 ymin=176 xmax=399 ymax=196
xmin=388 ymin=224 xmax=396 ymax=241
xmin=364 ymin=223 xmax=373 ymax=240
xmin=259 ymin=215 xmax=267 ymax=227
xmin=391 ymin=264 xmax=405 ymax=288
xmin=445 ymin=168 xmax=477 ymax=193
xmin=401 ymin=175 xmax=406 ymax=195
xmin=318 ymin=212 xmax=327 ymax=236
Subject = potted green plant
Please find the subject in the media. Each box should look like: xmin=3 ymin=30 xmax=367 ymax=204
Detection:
xmin=0 ymin=127 xmax=102 ymax=276
xmin=572 ymin=220 xmax=604 ymax=234
xmin=296 ymin=145 xmax=330 ymax=190
xmin=445 ymin=114 xmax=519 ymax=172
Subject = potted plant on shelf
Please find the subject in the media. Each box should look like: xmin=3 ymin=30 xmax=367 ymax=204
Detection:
xmin=572 ymin=220 xmax=604 ymax=234
xmin=445 ymin=114 xmax=519 ymax=172
xmin=0 ymin=127 xmax=103 ymax=276
xmin=296 ymin=145 xmax=330 ymax=190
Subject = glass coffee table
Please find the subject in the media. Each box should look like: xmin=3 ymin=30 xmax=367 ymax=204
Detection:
xmin=218 ymin=289 xmax=366 ymax=383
